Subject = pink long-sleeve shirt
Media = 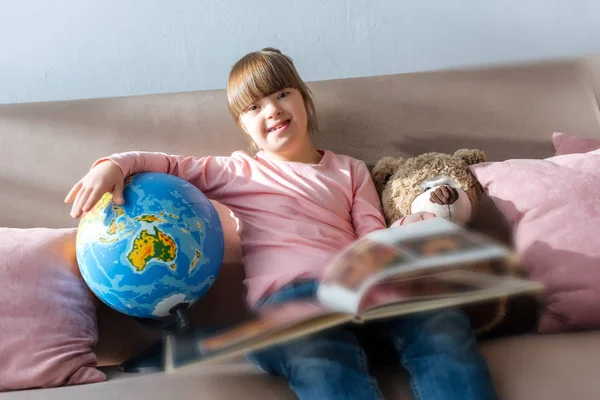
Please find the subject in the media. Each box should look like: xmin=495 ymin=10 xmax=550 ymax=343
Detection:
xmin=102 ymin=149 xmax=387 ymax=307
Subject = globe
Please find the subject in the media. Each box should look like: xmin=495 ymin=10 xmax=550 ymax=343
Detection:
xmin=75 ymin=172 xmax=224 ymax=319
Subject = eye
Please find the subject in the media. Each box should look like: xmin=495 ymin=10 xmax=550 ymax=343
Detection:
xmin=424 ymin=187 xmax=432 ymax=191
xmin=277 ymin=91 xmax=290 ymax=100
xmin=247 ymin=104 xmax=259 ymax=112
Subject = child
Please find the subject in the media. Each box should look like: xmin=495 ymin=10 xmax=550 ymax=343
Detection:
xmin=65 ymin=48 xmax=499 ymax=400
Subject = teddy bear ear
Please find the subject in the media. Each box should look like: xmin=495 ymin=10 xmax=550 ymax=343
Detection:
xmin=454 ymin=149 xmax=487 ymax=165
xmin=372 ymin=157 xmax=404 ymax=194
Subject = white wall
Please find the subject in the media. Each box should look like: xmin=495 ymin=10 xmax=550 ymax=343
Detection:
xmin=1 ymin=0 xmax=599 ymax=104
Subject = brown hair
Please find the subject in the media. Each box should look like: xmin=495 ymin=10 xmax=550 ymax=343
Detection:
xmin=227 ymin=47 xmax=318 ymax=154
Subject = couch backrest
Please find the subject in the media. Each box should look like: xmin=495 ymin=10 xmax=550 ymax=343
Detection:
xmin=2 ymin=57 xmax=599 ymax=228
xmin=2 ymin=56 xmax=599 ymax=366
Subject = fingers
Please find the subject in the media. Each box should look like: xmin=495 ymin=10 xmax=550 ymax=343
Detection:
xmin=70 ymin=185 xmax=124 ymax=219
xmin=71 ymin=187 xmax=92 ymax=219
xmin=419 ymin=211 xmax=436 ymax=220
xmin=64 ymin=181 xmax=82 ymax=204
xmin=113 ymin=180 xmax=125 ymax=205
xmin=420 ymin=212 xmax=436 ymax=220
xmin=401 ymin=211 xmax=437 ymax=226
xmin=67 ymin=161 xmax=126 ymax=219
xmin=416 ymin=212 xmax=436 ymax=221
xmin=81 ymin=187 xmax=104 ymax=214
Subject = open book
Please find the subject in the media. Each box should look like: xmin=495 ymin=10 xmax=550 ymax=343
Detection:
xmin=163 ymin=217 xmax=543 ymax=373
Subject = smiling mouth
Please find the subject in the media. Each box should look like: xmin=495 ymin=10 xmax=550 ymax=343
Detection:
xmin=267 ymin=120 xmax=290 ymax=133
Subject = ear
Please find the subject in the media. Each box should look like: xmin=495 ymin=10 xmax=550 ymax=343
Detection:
xmin=372 ymin=157 xmax=404 ymax=195
xmin=454 ymin=149 xmax=486 ymax=165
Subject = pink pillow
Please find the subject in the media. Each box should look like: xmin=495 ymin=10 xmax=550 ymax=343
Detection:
xmin=0 ymin=228 xmax=105 ymax=391
xmin=469 ymin=148 xmax=600 ymax=334
xmin=552 ymin=132 xmax=600 ymax=155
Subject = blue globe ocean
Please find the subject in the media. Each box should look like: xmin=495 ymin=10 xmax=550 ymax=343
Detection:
xmin=76 ymin=172 xmax=224 ymax=319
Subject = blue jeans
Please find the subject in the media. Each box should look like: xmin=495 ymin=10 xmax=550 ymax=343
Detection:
xmin=246 ymin=280 xmax=499 ymax=400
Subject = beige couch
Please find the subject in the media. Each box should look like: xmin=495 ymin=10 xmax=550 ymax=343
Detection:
xmin=2 ymin=56 xmax=600 ymax=399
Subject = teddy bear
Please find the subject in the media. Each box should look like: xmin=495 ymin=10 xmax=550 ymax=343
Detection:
xmin=371 ymin=149 xmax=486 ymax=227
xmin=371 ymin=149 xmax=507 ymax=335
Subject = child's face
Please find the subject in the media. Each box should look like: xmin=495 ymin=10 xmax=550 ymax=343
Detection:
xmin=239 ymin=88 xmax=309 ymax=157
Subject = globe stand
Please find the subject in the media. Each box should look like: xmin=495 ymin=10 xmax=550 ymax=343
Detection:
xmin=119 ymin=302 xmax=190 ymax=373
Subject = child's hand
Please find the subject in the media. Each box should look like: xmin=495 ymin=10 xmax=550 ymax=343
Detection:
xmin=391 ymin=212 xmax=437 ymax=227
xmin=64 ymin=161 xmax=125 ymax=219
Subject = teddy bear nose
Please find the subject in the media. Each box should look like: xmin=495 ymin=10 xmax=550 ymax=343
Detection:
xmin=429 ymin=185 xmax=459 ymax=205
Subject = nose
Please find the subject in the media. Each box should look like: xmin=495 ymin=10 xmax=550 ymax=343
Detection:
xmin=265 ymin=100 xmax=282 ymax=118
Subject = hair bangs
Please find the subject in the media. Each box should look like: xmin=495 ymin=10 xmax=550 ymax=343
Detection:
xmin=227 ymin=51 xmax=302 ymax=120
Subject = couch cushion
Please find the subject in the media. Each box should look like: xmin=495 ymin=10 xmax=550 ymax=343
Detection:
xmin=552 ymin=131 xmax=600 ymax=155
xmin=3 ymin=332 xmax=600 ymax=400
xmin=480 ymin=331 xmax=600 ymax=400
xmin=469 ymin=143 xmax=600 ymax=333
xmin=0 ymin=228 xmax=105 ymax=391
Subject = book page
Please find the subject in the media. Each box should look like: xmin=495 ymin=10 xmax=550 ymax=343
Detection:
xmin=163 ymin=300 xmax=351 ymax=372
xmin=197 ymin=301 xmax=328 ymax=353
xmin=357 ymin=274 xmax=477 ymax=312
xmin=317 ymin=217 xmax=513 ymax=314
xmin=359 ymin=270 xmax=543 ymax=322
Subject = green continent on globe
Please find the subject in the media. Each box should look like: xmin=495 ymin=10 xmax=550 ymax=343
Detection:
xmin=190 ymin=250 xmax=202 ymax=270
xmin=127 ymin=226 xmax=177 ymax=272
xmin=135 ymin=214 xmax=166 ymax=223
